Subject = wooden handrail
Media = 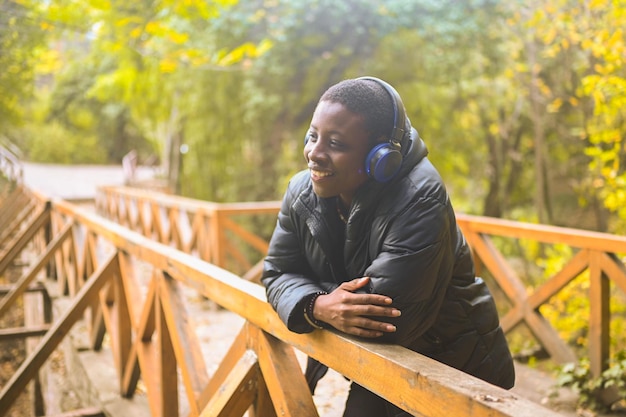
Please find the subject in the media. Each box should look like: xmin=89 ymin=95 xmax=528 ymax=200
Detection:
xmin=0 ymin=187 xmax=561 ymax=416
xmin=457 ymin=213 xmax=626 ymax=253
xmin=98 ymin=186 xmax=626 ymax=379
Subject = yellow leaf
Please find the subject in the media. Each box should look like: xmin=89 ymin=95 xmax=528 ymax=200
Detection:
xmin=169 ymin=32 xmax=189 ymax=44
xmin=589 ymin=0 xmax=608 ymax=10
xmin=548 ymin=98 xmax=563 ymax=113
xmin=488 ymin=123 xmax=499 ymax=135
xmin=160 ymin=58 xmax=177 ymax=73
xmin=130 ymin=28 xmax=142 ymax=39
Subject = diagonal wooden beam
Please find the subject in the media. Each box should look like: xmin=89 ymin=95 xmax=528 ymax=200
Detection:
xmin=121 ymin=278 xmax=157 ymax=398
xmin=196 ymin=323 xmax=248 ymax=410
xmin=199 ymin=350 xmax=260 ymax=417
xmin=500 ymin=249 xmax=589 ymax=332
xmin=0 ymin=252 xmax=118 ymax=416
xmin=526 ymin=249 xmax=590 ymax=310
xmin=248 ymin=325 xmax=319 ymax=417
xmin=601 ymin=251 xmax=626 ymax=295
xmin=524 ymin=308 xmax=577 ymax=363
xmin=158 ymin=272 xmax=209 ymax=416
xmin=0 ymin=199 xmax=36 ymax=244
xmin=0 ymin=221 xmax=73 ymax=318
xmin=154 ymin=277 xmax=179 ymax=417
xmin=0 ymin=203 xmax=51 ymax=276
xmin=465 ymin=232 xmax=527 ymax=303
xmin=0 ymin=187 xmax=28 ymax=230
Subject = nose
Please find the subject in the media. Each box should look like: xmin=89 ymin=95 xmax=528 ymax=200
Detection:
xmin=304 ymin=139 xmax=327 ymax=163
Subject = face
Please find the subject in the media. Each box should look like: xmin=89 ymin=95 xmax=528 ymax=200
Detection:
xmin=304 ymin=100 xmax=371 ymax=208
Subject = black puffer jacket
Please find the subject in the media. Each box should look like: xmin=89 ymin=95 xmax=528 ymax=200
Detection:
xmin=262 ymin=130 xmax=515 ymax=389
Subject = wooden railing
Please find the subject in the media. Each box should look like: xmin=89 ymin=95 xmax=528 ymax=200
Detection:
xmin=98 ymin=186 xmax=626 ymax=380
xmin=96 ymin=186 xmax=280 ymax=282
xmin=456 ymin=215 xmax=626 ymax=377
xmin=0 ymin=145 xmax=23 ymax=184
xmin=0 ymin=186 xmax=558 ymax=416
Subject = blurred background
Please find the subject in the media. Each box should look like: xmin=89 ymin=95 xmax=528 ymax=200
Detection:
xmin=1 ymin=0 xmax=625 ymax=234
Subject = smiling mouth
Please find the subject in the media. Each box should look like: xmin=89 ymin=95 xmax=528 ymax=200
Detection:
xmin=310 ymin=169 xmax=334 ymax=179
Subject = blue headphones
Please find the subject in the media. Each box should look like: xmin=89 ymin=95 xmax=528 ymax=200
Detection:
xmin=305 ymin=76 xmax=408 ymax=183
xmin=358 ymin=76 xmax=407 ymax=183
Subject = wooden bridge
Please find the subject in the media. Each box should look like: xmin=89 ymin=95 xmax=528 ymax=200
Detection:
xmin=1 ymin=162 xmax=625 ymax=416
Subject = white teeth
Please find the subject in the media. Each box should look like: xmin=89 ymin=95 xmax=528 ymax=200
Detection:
xmin=311 ymin=169 xmax=332 ymax=178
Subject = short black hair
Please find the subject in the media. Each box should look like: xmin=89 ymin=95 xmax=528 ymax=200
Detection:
xmin=319 ymin=78 xmax=395 ymax=146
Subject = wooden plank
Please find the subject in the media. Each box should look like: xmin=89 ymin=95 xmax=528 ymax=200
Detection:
xmin=0 ymin=221 xmax=72 ymax=318
xmin=113 ymin=270 xmax=133 ymax=394
xmin=601 ymin=251 xmax=626 ymax=295
xmin=0 ymin=283 xmax=46 ymax=294
xmin=0 ymin=324 xmax=50 ymax=340
xmin=154 ymin=283 xmax=179 ymax=417
xmin=139 ymin=199 xmax=153 ymax=238
xmin=196 ymin=324 xmax=248 ymax=409
xmin=169 ymin=207 xmax=183 ymax=251
xmin=121 ymin=274 xmax=157 ymax=397
xmin=158 ymin=272 xmax=209 ymax=415
xmin=121 ymin=342 xmax=141 ymax=398
xmin=89 ymin=296 xmax=106 ymax=351
xmin=0 ymin=199 xmax=36 ymax=244
xmin=220 ymin=216 xmax=270 ymax=255
xmin=0 ymin=252 xmax=118 ymax=416
xmin=151 ymin=202 xmax=167 ymax=244
xmin=526 ymin=249 xmax=589 ymax=309
xmin=589 ymin=251 xmax=610 ymax=377
xmin=241 ymin=259 xmax=264 ymax=283
xmin=198 ymin=350 xmax=260 ymax=417
xmin=210 ymin=210 xmax=225 ymax=267
xmin=61 ymin=231 xmax=78 ymax=297
xmin=250 ymin=326 xmax=319 ymax=417
xmin=0 ymin=203 xmax=50 ymax=276
xmin=0 ymin=188 xmax=28 ymax=230
xmin=251 ymin=373 xmax=278 ymax=417
xmin=117 ymin=252 xmax=143 ymax=327
xmin=524 ymin=308 xmax=577 ymax=363
xmin=465 ymin=232 xmax=527 ymax=303
xmin=0 ymin=186 xmax=22 ymax=219
xmin=458 ymin=213 xmax=626 ymax=254
xmin=186 ymin=210 xmax=204 ymax=254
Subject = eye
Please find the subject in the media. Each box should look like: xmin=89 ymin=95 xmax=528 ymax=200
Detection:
xmin=306 ymin=132 xmax=318 ymax=143
xmin=329 ymin=139 xmax=345 ymax=149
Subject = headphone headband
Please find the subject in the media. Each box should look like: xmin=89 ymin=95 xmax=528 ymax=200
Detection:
xmin=356 ymin=76 xmax=407 ymax=147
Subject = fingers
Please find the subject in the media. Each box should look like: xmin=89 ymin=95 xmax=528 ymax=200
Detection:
xmin=338 ymin=277 xmax=394 ymax=307
xmin=339 ymin=276 xmax=371 ymax=292
xmin=315 ymin=280 xmax=402 ymax=338
xmin=338 ymin=317 xmax=397 ymax=338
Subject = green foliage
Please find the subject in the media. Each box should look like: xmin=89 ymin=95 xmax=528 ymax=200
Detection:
xmin=0 ymin=0 xmax=46 ymax=129
xmin=22 ymin=121 xmax=107 ymax=164
xmin=557 ymin=351 xmax=626 ymax=413
xmin=3 ymin=0 xmax=626 ymax=235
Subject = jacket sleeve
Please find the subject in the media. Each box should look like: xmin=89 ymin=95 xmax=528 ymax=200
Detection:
xmin=365 ymin=192 xmax=459 ymax=347
xmin=261 ymin=177 xmax=329 ymax=333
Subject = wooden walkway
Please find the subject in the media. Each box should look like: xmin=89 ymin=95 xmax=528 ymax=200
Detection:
xmin=3 ymin=163 xmax=620 ymax=416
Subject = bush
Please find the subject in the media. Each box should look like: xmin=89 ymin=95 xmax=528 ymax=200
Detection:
xmin=557 ymin=350 xmax=626 ymax=413
xmin=21 ymin=122 xmax=107 ymax=164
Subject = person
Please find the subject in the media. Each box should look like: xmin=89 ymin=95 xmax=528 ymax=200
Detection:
xmin=261 ymin=76 xmax=515 ymax=417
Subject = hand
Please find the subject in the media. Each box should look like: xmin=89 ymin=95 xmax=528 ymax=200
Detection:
xmin=313 ymin=277 xmax=401 ymax=338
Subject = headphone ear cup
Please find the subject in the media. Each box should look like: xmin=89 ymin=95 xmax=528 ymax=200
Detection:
xmin=365 ymin=143 xmax=403 ymax=182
